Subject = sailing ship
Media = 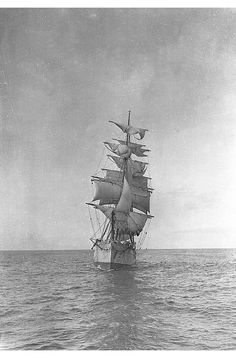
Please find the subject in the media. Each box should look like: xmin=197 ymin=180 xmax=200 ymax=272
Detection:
xmin=86 ymin=111 xmax=153 ymax=268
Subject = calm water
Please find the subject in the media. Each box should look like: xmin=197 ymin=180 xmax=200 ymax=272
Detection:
xmin=1 ymin=249 xmax=236 ymax=350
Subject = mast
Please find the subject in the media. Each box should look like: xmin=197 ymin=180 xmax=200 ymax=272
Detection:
xmin=126 ymin=110 xmax=134 ymax=243
xmin=110 ymin=111 xmax=132 ymax=244
xmin=123 ymin=110 xmax=131 ymax=179
xmin=126 ymin=110 xmax=131 ymax=145
xmin=111 ymin=210 xmax=115 ymax=242
xmin=87 ymin=110 xmax=152 ymax=247
xmin=111 ymin=111 xmax=131 ymax=243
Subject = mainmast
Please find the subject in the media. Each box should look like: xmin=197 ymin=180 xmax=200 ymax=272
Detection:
xmin=123 ymin=110 xmax=131 ymax=179
xmin=126 ymin=110 xmax=131 ymax=145
xmin=112 ymin=110 xmax=132 ymax=244
xmin=125 ymin=110 xmax=134 ymax=243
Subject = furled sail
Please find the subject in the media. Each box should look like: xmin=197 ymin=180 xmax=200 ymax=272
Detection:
xmin=113 ymin=139 xmax=145 ymax=149
xmin=109 ymin=120 xmax=148 ymax=140
xmin=104 ymin=142 xmax=131 ymax=158
xmin=114 ymin=139 xmax=150 ymax=157
xmin=105 ymin=141 xmax=149 ymax=157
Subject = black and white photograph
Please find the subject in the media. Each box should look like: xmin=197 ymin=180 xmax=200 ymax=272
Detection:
xmin=1 ymin=4 xmax=236 ymax=351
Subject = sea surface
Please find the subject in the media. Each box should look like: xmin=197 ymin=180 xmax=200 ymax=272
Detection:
xmin=0 ymin=249 xmax=236 ymax=350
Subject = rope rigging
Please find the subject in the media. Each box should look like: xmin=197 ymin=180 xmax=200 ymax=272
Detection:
xmin=88 ymin=110 xmax=153 ymax=262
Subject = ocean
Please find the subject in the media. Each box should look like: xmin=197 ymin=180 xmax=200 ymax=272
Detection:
xmin=0 ymin=249 xmax=236 ymax=350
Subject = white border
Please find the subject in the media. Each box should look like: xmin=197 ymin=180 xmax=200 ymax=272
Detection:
xmin=1 ymin=4 xmax=235 ymax=357
xmin=0 ymin=1 xmax=236 ymax=8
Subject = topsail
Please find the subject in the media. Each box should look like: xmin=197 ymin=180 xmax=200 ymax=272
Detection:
xmin=87 ymin=111 xmax=153 ymax=266
xmin=109 ymin=120 xmax=148 ymax=140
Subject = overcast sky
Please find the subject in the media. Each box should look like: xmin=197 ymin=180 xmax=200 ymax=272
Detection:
xmin=0 ymin=8 xmax=236 ymax=249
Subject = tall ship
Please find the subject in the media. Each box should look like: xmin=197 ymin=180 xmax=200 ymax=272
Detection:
xmin=86 ymin=111 xmax=153 ymax=268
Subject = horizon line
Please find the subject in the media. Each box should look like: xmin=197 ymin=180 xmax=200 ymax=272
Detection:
xmin=1 ymin=247 xmax=236 ymax=252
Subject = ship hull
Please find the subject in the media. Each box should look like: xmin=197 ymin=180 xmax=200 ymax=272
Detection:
xmin=93 ymin=241 xmax=136 ymax=269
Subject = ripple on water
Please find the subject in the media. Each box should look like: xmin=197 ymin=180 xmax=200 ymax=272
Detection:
xmin=1 ymin=249 xmax=236 ymax=350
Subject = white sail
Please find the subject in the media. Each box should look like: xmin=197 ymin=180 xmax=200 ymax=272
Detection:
xmin=131 ymin=146 xmax=150 ymax=157
xmin=102 ymin=169 xmax=148 ymax=191
xmin=87 ymin=112 xmax=153 ymax=267
xmin=115 ymin=177 xmax=132 ymax=214
xmin=132 ymin=192 xmax=150 ymax=213
xmin=103 ymin=169 xmax=123 ymax=183
xmin=104 ymin=141 xmax=119 ymax=152
xmin=92 ymin=176 xmax=150 ymax=214
xmin=99 ymin=169 xmax=149 ymax=192
xmin=128 ymin=158 xmax=147 ymax=176
xmin=108 ymin=155 xmax=124 ymax=170
xmin=90 ymin=203 xmax=113 ymax=219
xmin=131 ymin=176 xmax=148 ymax=191
xmin=127 ymin=212 xmax=148 ymax=235
xmin=113 ymin=139 xmax=145 ymax=149
xmin=108 ymin=155 xmax=147 ymax=176
xmin=92 ymin=180 xmax=121 ymax=204
xmin=104 ymin=141 xmax=131 ymax=158
xmin=105 ymin=141 xmax=149 ymax=158
xmin=114 ymin=178 xmax=132 ymax=233
xmin=109 ymin=120 xmax=148 ymax=140
xmin=87 ymin=203 xmax=149 ymax=236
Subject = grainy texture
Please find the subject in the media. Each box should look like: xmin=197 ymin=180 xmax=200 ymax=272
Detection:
xmin=1 ymin=9 xmax=236 ymax=250
xmin=1 ymin=249 xmax=236 ymax=350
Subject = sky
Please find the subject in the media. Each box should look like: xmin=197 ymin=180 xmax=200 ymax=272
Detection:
xmin=0 ymin=8 xmax=236 ymax=249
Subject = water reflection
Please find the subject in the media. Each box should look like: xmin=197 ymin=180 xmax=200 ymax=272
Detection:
xmin=88 ymin=267 xmax=140 ymax=350
xmin=107 ymin=268 xmax=140 ymax=349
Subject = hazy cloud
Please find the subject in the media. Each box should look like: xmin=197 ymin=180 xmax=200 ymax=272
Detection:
xmin=1 ymin=9 xmax=236 ymax=249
